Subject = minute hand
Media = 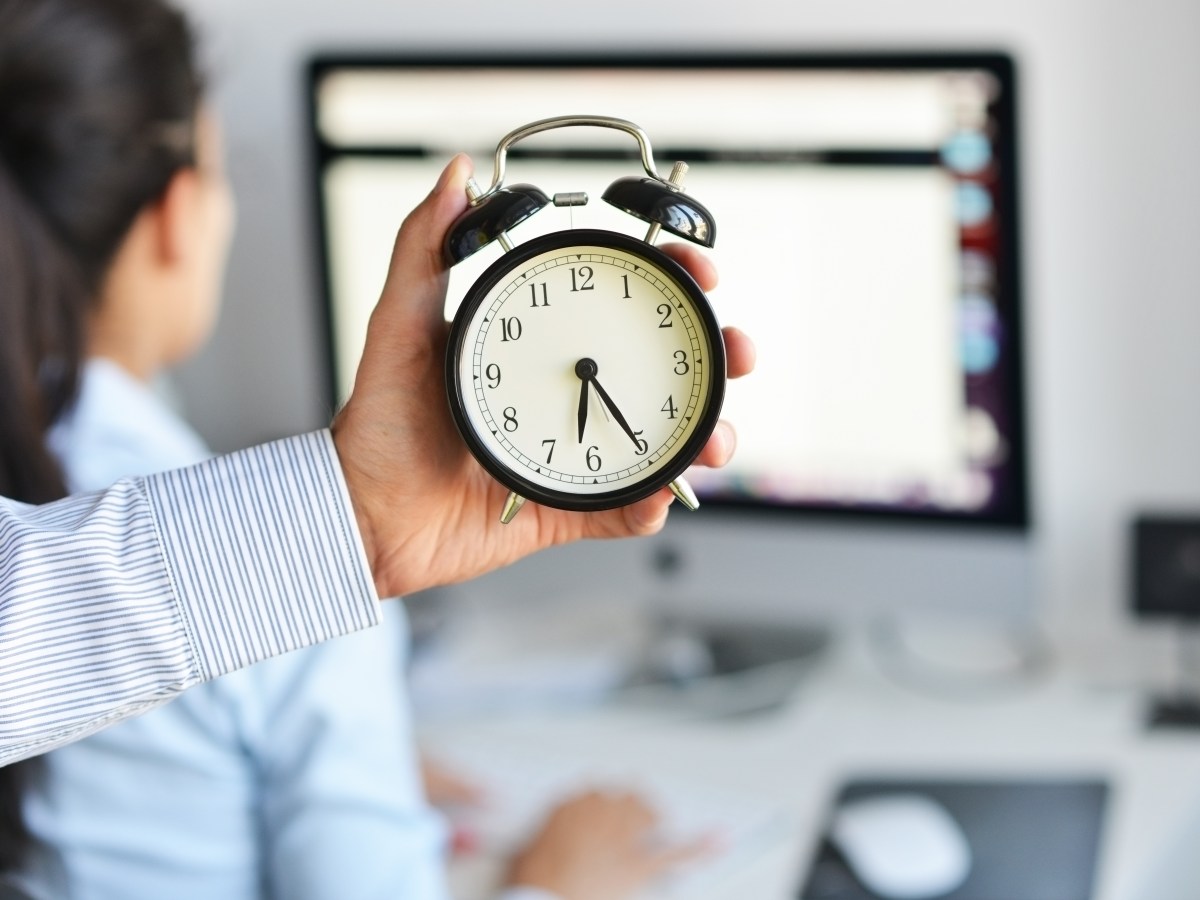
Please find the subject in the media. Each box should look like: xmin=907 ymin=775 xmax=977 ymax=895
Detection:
xmin=589 ymin=377 xmax=644 ymax=452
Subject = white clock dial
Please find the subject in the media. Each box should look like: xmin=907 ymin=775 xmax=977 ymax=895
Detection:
xmin=450 ymin=232 xmax=722 ymax=506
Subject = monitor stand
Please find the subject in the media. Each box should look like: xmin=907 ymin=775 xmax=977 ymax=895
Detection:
xmin=617 ymin=616 xmax=832 ymax=718
xmin=1146 ymin=624 xmax=1200 ymax=730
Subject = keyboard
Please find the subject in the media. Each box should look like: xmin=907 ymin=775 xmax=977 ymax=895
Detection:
xmin=433 ymin=742 xmax=790 ymax=899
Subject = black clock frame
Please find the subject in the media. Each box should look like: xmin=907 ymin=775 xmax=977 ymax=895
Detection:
xmin=445 ymin=228 xmax=727 ymax=512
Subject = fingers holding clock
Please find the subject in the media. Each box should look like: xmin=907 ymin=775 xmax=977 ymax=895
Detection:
xmin=691 ymin=420 xmax=737 ymax=470
xmin=691 ymin=326 xmax=753 ymax=469
xmin=655 ymin=249 xmax=752 ymax=463
xmin=656 ymin=244 xmax=752 ymax=377
xmin=658 ymin=242 xmax=718 ymax=293
xmin=372 ymin=153 xmax=473 ymax=342
xmin=722 ymin=326 xmax=755 ymax=379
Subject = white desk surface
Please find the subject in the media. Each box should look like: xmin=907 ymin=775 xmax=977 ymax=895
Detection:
xmin=420 ymin=630 xmax=1200 ymax=900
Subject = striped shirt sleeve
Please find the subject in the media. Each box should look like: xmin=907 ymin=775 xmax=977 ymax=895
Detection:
xmin=0 ymin=430 xmax=379 ymax=766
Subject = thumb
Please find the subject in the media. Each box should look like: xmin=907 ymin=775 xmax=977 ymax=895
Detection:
xmin=376 ymin=153 xmax=473 ymax=331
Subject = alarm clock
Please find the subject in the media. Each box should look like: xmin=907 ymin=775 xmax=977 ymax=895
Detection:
xmin=443 ymin=116 xmax=726 ymax=523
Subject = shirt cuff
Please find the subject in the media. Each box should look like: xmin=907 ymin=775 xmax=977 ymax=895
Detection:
xmin=142 ymin=430 xmax=380 ymax=680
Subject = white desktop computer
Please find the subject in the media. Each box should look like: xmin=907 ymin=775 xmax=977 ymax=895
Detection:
xmin=306 ymin=52 xmax=1032 ymax=636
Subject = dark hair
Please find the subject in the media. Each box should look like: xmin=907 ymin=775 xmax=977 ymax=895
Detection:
xmin=0 ymin=0 xmax=202 ymax=870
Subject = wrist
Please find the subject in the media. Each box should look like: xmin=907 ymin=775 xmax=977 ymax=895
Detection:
xmin=329 ymin=416 xmax=383 ymax=596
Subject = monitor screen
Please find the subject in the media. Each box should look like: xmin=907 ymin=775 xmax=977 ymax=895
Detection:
xmin=308 ymin=53 xmax=1028 ymax=535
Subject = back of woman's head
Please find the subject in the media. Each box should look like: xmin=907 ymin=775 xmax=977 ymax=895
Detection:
xmin=0 ymin=0 xmax=202 ymax=503
xmin=0 ymin=0 xmax=202 ymax=870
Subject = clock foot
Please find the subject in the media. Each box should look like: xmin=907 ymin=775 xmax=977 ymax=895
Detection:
xmin=499 ymin=491 xmax=527 ymax=524
xmin=668 ymin=477 xmax=700 ymax=511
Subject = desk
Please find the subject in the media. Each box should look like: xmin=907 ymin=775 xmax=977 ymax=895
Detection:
xmin=419 ymin=629 xmax=1200 ymax=900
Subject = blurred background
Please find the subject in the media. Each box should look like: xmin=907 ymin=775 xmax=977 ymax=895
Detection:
xmin=162 ymin=1 xmax=1200 ymax=897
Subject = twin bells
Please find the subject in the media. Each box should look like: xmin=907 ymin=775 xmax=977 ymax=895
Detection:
xmin=443 ymin=115 xmax=716 ymax=265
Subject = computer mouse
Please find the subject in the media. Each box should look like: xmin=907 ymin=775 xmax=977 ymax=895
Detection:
xmin=829 ymin=792 xmax=972 ymax=899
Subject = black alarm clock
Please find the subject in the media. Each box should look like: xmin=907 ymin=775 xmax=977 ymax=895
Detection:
xmin=443 ymin=116 xmax=726 ymax=523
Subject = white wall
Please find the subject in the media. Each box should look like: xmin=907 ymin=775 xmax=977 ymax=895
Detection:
xmin=172 ymin=0 xmax=1200 ymax=674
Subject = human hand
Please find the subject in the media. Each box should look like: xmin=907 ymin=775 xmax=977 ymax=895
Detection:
xmin=506 ymin=790 xmax=712 ymax=900
xmin=331 ymin=154 xmax=756 ymax=599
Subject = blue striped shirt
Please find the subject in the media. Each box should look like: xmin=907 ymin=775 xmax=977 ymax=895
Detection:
xmin=0 ymin=429 xmax=379 ymax=767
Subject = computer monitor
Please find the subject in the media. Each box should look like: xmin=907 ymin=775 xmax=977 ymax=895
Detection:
xmin=307 ymin=52 xmax=1032 ymax=625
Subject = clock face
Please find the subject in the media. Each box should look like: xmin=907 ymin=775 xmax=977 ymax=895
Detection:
xmin=447 ymin=229 xmax=725 ymax=511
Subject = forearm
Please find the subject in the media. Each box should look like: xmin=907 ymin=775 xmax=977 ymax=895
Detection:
xmin=0 ymin=430 xmax=378 ymax=765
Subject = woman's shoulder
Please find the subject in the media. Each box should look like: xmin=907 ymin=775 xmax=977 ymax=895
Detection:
xmin=48 ymin=358 xmax=211 ymax=491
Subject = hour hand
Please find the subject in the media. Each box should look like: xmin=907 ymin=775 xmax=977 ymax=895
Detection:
xmin=577 ymin=378 xmax=588 ymax=443
xmin=575 ymin=358 xmax=598 ymax=443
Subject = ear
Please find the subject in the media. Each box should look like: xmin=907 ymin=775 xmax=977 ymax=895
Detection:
xmin=150 ymin=167 xmax=203 ymax=268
